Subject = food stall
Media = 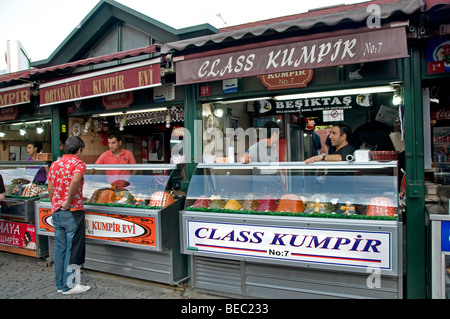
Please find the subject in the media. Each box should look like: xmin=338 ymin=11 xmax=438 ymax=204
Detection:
xmin=0 ymin=161 xmax=49 ymax=257
xmin=180 ymin=161 xmax=402 ymax=298
xmin=36 ymin=163 xmax=188 ymax=285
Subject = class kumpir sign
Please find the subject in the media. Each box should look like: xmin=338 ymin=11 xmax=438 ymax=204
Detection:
xmin=253 ymin=93 xmax=373 ymax=115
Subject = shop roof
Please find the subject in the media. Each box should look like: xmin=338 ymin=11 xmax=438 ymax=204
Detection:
xmin=30 ymin=0 xmax=218 ymax=69
xmin=160 ymin=0 xmax=425 ymax=54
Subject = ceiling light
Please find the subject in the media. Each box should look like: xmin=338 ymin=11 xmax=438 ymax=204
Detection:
xmin=0 ymin=132 xmax=5 ymax=138
xmin=215 ymin=97 xmax=272 ymax=104
xmin=36 ymin=122 xmax=44 ymax=134
xmin=213 ymin=106 xmax=224 ymax=118
xmin=95 ymin=107 xmax=168 ymax=117
xmin=274 ymin=86 xmax=396 ymax=101
xmin=19 ymin=126 xmax=27 ymax=136
xmin=392 ymin=94 xmax=402 ymax=105
xmin=392 ymin=87 xmax=403 ymax=105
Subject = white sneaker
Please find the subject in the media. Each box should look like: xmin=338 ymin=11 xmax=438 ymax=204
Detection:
xmin=62 ymin=284 xmax=91 ymax=295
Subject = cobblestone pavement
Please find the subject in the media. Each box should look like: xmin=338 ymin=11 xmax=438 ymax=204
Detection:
xmin=0 ymin=251 xmax=223 ymax=299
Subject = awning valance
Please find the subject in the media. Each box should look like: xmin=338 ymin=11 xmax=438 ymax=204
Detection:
xmin=32 ymin=45 xmax=158 ymax=75
xmin=161 ymin=0 xmax=424 ymax=54
xmin=39 ymin=58 xmax=161 ymax=107
xmin=0 ymin=83 xmax=31 ymax=108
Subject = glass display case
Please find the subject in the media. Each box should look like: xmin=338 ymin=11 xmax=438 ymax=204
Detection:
xmin=184 ymin=161 xmax=399 ymax=220
xmin=181 ymin=161 xmax=403 ymax=298
xmin=82 ymin=164 xmax=185 ymax=209
xmin=0 ymin=161 xmax=49 ymax=222
xmin=0 ymin=161 xmax=49 ymax=258
xmin=36 ymin=164 xmax=188 ymax=285
xmin=430 ymin=214 xmax=450 ymax=298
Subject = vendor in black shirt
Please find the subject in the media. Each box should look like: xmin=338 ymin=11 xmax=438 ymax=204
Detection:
xmin=305 ymin=123 xmax=355 ymax=163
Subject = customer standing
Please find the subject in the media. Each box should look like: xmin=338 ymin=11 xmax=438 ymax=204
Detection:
xmin=47 ymin=136 xmax=90 ymax=295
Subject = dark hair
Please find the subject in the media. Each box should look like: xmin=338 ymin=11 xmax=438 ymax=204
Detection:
xmin=332 ymin=122 xmax=352 ymax=139
xmin=261 ymin=121 xmax=280 ymax=139
xmin=28 ymin=142 xmax=43 ymax=153
xmin=108 ymin=133 xmax=121 ymax=142
xmin=65 ymin=136 xmax=85 ymax=154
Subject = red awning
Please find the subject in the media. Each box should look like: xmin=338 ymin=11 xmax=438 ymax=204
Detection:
xmin=0 ymin=45 xmax=159 ymax=85
xmin=31 ymin=45 xmax=158 ymax=75
xmin=423 ymin=0 xmax=450 ymax=10
xmin=0 ymin=70 xmax=31 ymax=85
xmin=161 ymin=0 xmax=423 ymax=54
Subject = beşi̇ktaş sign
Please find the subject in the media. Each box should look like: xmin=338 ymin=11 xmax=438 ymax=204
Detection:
xmin=176 ymin=27 xmax=408 ymax=85
xmin=254 ymin=93 xmax=373 ymax=115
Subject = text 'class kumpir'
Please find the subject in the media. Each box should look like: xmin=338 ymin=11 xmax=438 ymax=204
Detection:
xmin=194 ymin=228 xmax=383 ymax=253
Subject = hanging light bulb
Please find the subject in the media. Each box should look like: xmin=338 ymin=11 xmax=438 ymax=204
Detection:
xmin=392 ymin=87 xmax=403 ymax=105
xmin=166 ymin=114 xmax=171 ymax=128
xmin=213 ymin=105 xmax=224 ymax=118
xmin=19 ymin=126 xmax=27 ymax=136
xmin=36 ymin=123 xmax=44 ymax=134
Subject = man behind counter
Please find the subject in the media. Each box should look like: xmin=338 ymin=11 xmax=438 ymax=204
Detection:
xmin=305 ymin=122 xmax=355 ymax=164
xmin=95 ymin=133 xmax=136 ymax=165
xmin=95 ymin=133 xmax=136 ymax=180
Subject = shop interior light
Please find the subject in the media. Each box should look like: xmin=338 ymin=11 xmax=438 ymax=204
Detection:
xmin=214 ymin=97 xmax=272 ymax=104
xmin=392 ymin=87 xmax=403 ymax=105
xmin=96 ymin=107 xmax=168 ymax=117
xmin=0 ymin=126 xmax=5 ymax=138
xmin=392 ymin=94 xmax=402 ymax=105
xmin=213 ymin=105 xmax=224 ymax=118
xmin=36 ymin=122 xmax=44 ymax=134
xmin=274 ymin=86 xmax=396 ymax=101
xmin=19 ymin=126 xmax=27 ymax=136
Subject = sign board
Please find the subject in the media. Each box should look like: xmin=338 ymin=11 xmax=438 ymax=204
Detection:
xmin=253 ymin=94 xmax=373 ymax=115
xmin=0 ymin=84 xmax=30 ymax=108
xmin=258 ymin=70 xmax=313 ymax=90
xmin=176 ymin=28 xmax=408 ymax=85
xmin=38 ymin=207 xmax=156 ymax=247
xmin=426 ymin=37 xmax=450 ymax=74
xmin=0 ymin=219 xmax=36 ymax=250
xmin=102 ymin=92 xmax=135 ymax=110
xmin=39 ymin=60 xmax=161 ymax=107
xmin=186 ymin=220 xmax=393 ymax=270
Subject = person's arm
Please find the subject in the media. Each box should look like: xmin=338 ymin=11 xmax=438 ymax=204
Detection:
xmin=47 ymin=180 xmax=53 ymax=201
xmin=240 ymin=152 xmax=251 ymax=164
xmin=61 ymin=172 xmax=83 ymax=210
xmin=304 ymin=153 xmax=343 ymax=164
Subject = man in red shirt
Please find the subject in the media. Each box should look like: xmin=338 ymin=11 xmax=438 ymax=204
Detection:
xmin=95 ymin=133 xmax=136 ymax=181
xmin=48 ymin=136 xmax=90 ymax=295
xmin=95 ymin=133 xmax=136 ymax=165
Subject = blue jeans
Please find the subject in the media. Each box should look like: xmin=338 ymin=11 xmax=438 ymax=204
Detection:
xmin=52 ymin=209 xmax=85 ymax=292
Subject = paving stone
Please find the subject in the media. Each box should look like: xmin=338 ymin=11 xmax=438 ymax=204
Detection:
xmin=0 ymin=251 xmax=223 ymax=299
